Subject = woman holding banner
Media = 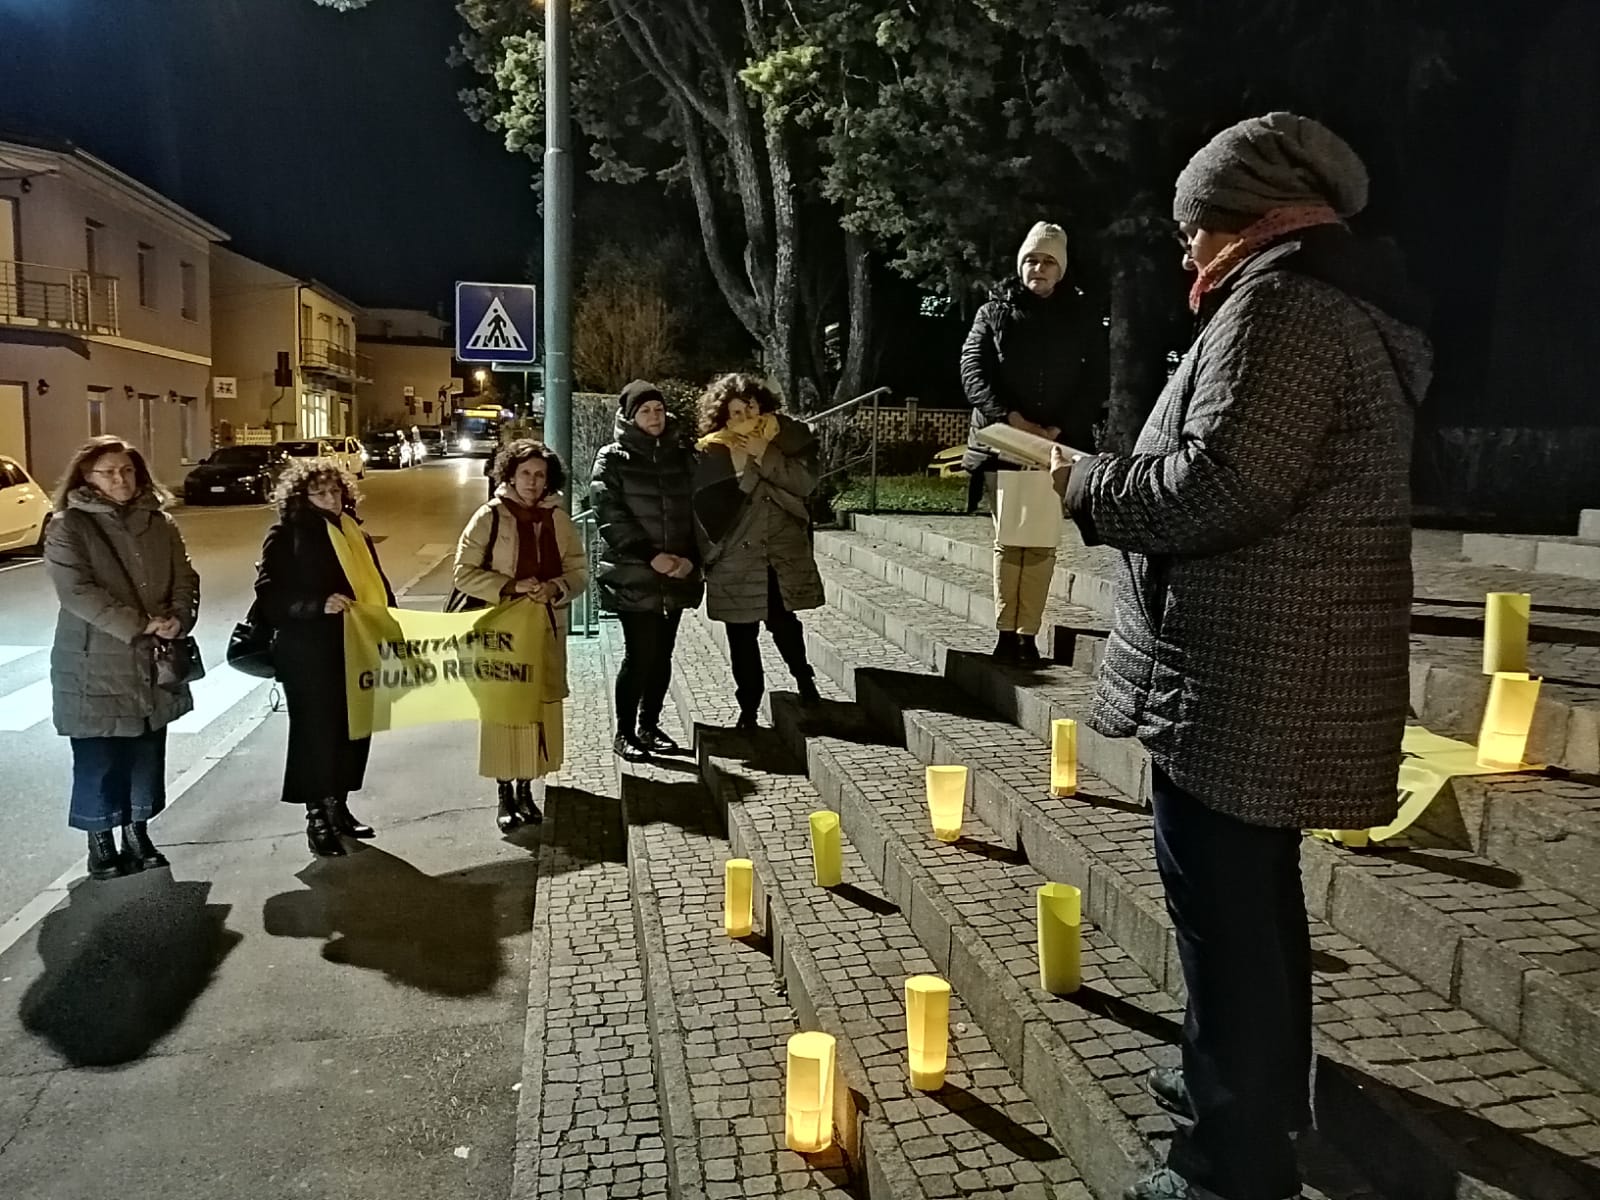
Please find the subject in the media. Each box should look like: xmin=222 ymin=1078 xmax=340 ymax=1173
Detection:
xmin=453 ymin=440 xmax=587 ymax=832
xmin=257 ymin=458 xmax=395 ymax=857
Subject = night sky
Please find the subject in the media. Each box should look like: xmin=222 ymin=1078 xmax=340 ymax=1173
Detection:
xmin=0 ymin=0 xmax=538 ymax=310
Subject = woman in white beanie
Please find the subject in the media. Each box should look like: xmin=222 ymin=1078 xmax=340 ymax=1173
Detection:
xmin=960 ymin=220 xmax=1104 ymax=664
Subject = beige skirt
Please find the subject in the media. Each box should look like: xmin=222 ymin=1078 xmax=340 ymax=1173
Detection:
xmin=478 ymin=701 xmax=565 ymax=781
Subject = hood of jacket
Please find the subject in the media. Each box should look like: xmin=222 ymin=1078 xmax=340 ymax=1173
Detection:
xmin=63 ymin=485 xmax=166 ymax=516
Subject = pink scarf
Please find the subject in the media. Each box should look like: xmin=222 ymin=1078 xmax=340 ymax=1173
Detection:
xmin=1188 ymin=205 xmax=1344 ymax=312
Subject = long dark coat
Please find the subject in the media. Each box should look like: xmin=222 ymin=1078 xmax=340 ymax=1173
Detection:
xmin=255 ymin=503 xmax=394 ymax=805
xmin=590 ymin=411 xmax=704 ymax=615
xmin=1064 ymin=228 xmax=1432 ymax=830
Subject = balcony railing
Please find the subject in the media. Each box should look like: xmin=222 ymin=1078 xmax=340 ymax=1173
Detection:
xmin=300 ymin=337 xmax=373 ymax=382
xmin=0 ymin=260 xmax=120 ymax=336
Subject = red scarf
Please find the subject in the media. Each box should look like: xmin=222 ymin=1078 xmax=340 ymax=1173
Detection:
xmin=1188 ymin=205 xmax=1343 ymax=313
xmin=501 ymin=496 xmax=563 ymax=584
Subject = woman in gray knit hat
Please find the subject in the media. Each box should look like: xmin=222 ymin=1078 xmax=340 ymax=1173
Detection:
xmin=1054 ymin=113 xmax=1432 ymax=1200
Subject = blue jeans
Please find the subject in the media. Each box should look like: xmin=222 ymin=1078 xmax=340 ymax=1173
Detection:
xmin=68 ymin=728 xmax=168 ymax=832
xmin=1153 ymin=763 xmax=1310 ymax=1200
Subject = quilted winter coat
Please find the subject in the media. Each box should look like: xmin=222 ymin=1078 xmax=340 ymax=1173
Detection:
xmin=1064 ymin=229 xmax=1432 ymax=830
xmin=590 ymin=410 xmax=704 ymax=615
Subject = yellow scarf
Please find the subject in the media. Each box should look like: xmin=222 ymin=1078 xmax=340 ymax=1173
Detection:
xmin=326 ymin=514 xmax=388 ymax=607
xmin=697 ymin=413 xmax=779 ymax=453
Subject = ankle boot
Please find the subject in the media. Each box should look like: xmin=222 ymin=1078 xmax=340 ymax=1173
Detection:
xmin=306 ymin=801 xmax=347 ymax=857
xmin=515 ymin=779 xmax=544 ymax=826
xmin=497 ymin=780 xmax=520 ymax=833
xmin=330 ymin=795 xmax=375 ymax=839
xmin=87 ymin=830 xmax=125 ymax=880
xmin=121 ymin=821 xmax=169 ymax=870
xmin=795 ymin=671 xmax=822 ymax=707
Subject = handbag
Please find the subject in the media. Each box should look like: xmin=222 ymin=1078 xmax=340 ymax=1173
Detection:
xmin=79 ymin=513 xmax=207 ymax=691
xmin=995 ymin=468 xmax=1064 ymax=549
xmin=445 ymin=502 xmax=501 ymax=613
xmin=226 ymin=596 xmax=276 ymax=679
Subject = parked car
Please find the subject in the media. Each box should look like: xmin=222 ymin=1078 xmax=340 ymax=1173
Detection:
xmin=0 ymin=455 xmax=50 ymax=554
xmin=361 ymin=430 xmax=414 ymax=469
xmin=277 ymin=436 xmax=365 ymax=480
xmin=417 ymin=428 xmax=449 ymax=459
xmin=182 ymin=444 xmax=287 ymax=505
xmin=927 ymin=445 xmax=966 ymax=478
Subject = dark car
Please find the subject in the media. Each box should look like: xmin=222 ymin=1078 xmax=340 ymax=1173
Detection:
xmin=417 ymin=427 xmax=449 ymax=459
xmin=182 ymin=445 xmax=286 ymax=505
xmin=361 ymin=430 xmax=412 ymax=469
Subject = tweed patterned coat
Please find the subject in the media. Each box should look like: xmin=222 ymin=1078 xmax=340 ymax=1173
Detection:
xmin=1065 ymin=234 xmax=1432 ymax=830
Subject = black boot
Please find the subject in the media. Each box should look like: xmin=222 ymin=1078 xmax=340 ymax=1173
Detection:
xmin=121 ymin=821 xmax=169 ymax=870
xmin=735 ymin=709 xmax=761 ymax=733
xmin=991 ymin=632 xmax=1020 ymax=663
xmin=330 ymin=795 xmax=375 ymax=839
xmin=613 ymin=731 xmax=650 ymax=763
xmin=795 ymin=671 xmax=822 ymax=707
xmin=1015 ymin=634 xmax=1042 ymax=666
xmin=87 ymin=830 xmax=125 ymax=880
xmin=306 ymin=801 xmax=347 ymax=857
xmin=515 ymin=779 xmax=544 ymax=826
xmin=497 ymin=780 xmax=521 ymax=833
xmin=637 ymin=725 xmax=683 ymax=756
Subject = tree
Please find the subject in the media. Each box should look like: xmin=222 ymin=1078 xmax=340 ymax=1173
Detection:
xmin=572 ymin=244 xmax=680 ymax=394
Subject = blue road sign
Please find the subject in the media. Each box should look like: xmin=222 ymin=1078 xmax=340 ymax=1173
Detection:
xmin=456 ymin=282 xmax=538 ymax=365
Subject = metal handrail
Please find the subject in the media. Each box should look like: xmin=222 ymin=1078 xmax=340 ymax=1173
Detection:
xmin=803 ymin=385 xmax=891 ymax=514
xmin=570 ymin=505 xmax=600 ymax=638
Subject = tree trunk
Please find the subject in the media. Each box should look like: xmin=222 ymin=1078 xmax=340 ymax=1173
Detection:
xmin=835 ymin=229 xmax=874 ymax=405
xmin=764 ymin=115 xmax=799 ymax=407
xmin=1105 ymin=252 xmax=1176 ymax=452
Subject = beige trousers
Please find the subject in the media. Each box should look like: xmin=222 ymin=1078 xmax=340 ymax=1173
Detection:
xmin=985 ymin=472 xmax=1057 ymax=635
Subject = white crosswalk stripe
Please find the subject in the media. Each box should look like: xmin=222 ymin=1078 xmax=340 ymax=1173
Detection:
xmin=0 ymin=679 xmax=52 ymax=731
xmin=0 ymin=645 xmax=42 ymax=669
xmin=169 ymin=669 xmax=269 ymax=734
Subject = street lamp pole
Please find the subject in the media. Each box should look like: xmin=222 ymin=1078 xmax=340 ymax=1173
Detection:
xmin=543 ymin=0 xmax=574 ymax=505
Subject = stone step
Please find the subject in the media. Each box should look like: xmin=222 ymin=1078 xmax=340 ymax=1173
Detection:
xmin=1462 ymin=534 xmax=1600 ymax=582
xmin=812 ymin=546 xmax=1600 ymax=1100
xmin=679 ymin=610 xmax=1387 ymax=1200
xmin=659 ymin=616 xmax=1091 ymax=1200
xmin=843 ymin=515 xmax=1600 ymax=776
xmin=1581 ymin=512 xmax=1600 ymax=542
xmin=820 ymin=525 xmax=1600 ymax=900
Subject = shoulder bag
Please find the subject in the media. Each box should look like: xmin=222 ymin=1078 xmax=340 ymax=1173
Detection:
xmin=445 ymin=502 xmax=501 ymax=613
xmin=80 ymin=512 xmax=206 ymax=691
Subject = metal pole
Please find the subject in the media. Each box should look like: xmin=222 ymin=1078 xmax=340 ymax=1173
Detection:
xmin=543 ymin=0 xmax=574 ymax=506
xmin=868 ymin=389 xmax=881 ymax=514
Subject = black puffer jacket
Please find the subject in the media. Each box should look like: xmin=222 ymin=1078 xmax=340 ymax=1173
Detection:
xmin=591 ymin=411 xmax=704 ymax=614
xmin=961 ymin=278 xmax=1103 ymax=471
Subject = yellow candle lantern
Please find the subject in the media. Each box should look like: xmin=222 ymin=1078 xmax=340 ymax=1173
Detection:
xmin=785 ymin=1031 xmax=837 ymax=1153
xmin=809 ymin=811 xmax=842 ymax=888
xmin=1037 ymin=883 xmax=1082 ymax=995
xmin=1477 ymin=671 xmax=1542 ymax=770
xmin=925 ymin=765 xmax=968 ymax=843
xmin=724 ymin=858 xmax=754 ymax=938
xmin=1050 ymin=719 xmax=1078 ymax=798
xmin=1483 ymin=592 xmax=1531 ymax=675
xmin=905 ymin=975 xmax=952 ymax=1091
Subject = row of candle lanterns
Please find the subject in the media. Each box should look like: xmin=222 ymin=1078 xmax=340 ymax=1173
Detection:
xmin=1480 ymin=592 xmax=1542 ymax=770
xmin=722 ymin=720 xmax=1087 ymax=1153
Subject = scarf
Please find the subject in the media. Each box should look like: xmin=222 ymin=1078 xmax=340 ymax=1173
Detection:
xmin=1188 ymin=205 xmax=1344 ymax=313
xmin=325 ymin=514 xmax=388 ymax=607
xmin=500 ymin=495 xmax=565 ymax=585
xmin=697 ymin=413 xmax=780 ymax=475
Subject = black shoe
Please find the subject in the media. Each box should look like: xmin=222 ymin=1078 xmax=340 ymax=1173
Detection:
xmin=497 ymin=780 xmax=521 ymax=833
xmin=735 ymin=711 xmax=760 ymax=733
xmin=613 ymin=731 xmax=651 ymax=762
xmin=795 ymin=674 xmax=822 ymax=707
xmin=1123 ymin=1169 xmax=1236 ymax=1200
xmin=87 ymin=830 xmax=125 ymax=880
xmin=1146 ymin=1067 xmax=1193 ymax=1121
xmin=637 ymin=726 xmax=683 ymax=757
xmin=515 ymin=779 xmax=544 ymax=826
xmin=330 ymin=796 xmax=376 ymax=839
xmin=1015 ymin=635 xmax=1042 ymax=665
xmin=306 ymin=802 xmax=347 ymax=857
xmin=992 ymin=632 xmax=1020 ymax=663
xmin=121 ymin=821 xmax=169 ymax=870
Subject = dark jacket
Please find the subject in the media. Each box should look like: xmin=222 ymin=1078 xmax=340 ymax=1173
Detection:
xmin=1065 ymin=228 xmax=1432 ymax=830
xmin=591 ymin=411 xmax=704 ymax=614
xmin=961 ymin=279 xmax=1103 ymax=471
xmin=256 ymin=504 xmax=394 ymax=673
xmin=45 ymin=488 xmax=200 ymax=738
xmin=693 ymin=413 xmax=824 ymax=625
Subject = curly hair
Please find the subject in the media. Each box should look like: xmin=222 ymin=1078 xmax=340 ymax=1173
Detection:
xmin=697 ymin=372 xmax=782 ymax=436
xmin=271 ymin=456 xmax=361 ymax=515
xmin=494 ymin=438 xmax=567 ymax=495
xmin=53 ymin=435 xmax=165 ymax=511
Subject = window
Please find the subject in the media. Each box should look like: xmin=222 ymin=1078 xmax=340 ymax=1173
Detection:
xmin=299 ymin=302 xmax=313 ymax=344
xmin=137 ymin=243 xmax=155 ymax=308
xmin=178 ymin=396 xmax=196 ymax=461
xmin=335 ymin=318 xmax=349 ymax=351
xmin=138 ymin=393 xmax=155 ymax=453
xmin=85 ymin=221 xmax=103 ymax=274
xmin=86 ymin=389 xmax=107 ymax=436
xmin=180 ymin=261 xmax=197 ymax=321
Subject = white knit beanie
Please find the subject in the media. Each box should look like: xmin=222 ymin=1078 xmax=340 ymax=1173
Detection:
xmin=1017 ymin=222 xmax=1069 ymax=279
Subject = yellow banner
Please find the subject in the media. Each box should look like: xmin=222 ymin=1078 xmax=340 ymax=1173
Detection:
xmin=343 ymin=601 xmax=554 ymax=739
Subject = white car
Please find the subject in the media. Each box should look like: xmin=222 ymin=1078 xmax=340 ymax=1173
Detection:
xmin=0 ymin=456 xmax=51 ymax=555
xmin=276 ymin=437 xmax=366 ymax=480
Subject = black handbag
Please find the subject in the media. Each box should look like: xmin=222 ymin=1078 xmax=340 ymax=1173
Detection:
xmin=226 ymin=596 xmax=276 ymax=679
xmin=445 ymin=502 xmax=500 ymax=613
xmin=80 ymin=513 xmax=206 ymax=692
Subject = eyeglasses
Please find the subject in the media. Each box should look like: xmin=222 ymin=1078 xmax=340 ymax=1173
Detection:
xmin=90 ymin=466 xmax=138 ymax=480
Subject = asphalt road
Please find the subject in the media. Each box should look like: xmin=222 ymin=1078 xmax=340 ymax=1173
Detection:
xmin=0 ymin=457 xmax=489 ymax=933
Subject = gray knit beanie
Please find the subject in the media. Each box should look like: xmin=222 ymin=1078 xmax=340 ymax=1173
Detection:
xmin=1173 ymin=112 xmax=1370 ymax=232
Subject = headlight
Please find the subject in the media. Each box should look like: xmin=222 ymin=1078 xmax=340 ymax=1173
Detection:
xmin=458 ymin=437 xmax=472 ymax=451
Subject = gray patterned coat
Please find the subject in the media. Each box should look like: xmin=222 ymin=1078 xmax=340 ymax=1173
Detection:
xmin=1064 ymin=233 xmax=1431 ymax=829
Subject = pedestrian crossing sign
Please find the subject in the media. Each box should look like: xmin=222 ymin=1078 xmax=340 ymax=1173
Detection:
xmin=455 ymin=282 xmax=538 ymax=364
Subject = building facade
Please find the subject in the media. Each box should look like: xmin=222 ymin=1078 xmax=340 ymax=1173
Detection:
xmin=356 ymin=308 xmax=458 ymax=431
xmin=210 ymin=246 xmax=369 ymax=443
xmin=0 ymin=136 xmax=226 ymax=488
